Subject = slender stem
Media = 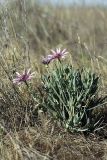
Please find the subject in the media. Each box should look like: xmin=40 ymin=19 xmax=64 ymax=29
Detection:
xmin=24 ymin=80 xmax=29 ymax=88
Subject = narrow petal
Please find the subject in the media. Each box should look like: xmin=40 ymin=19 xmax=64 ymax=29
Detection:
xmin=51 ymin=49 xmax=56 ymax=55
xmin=57 ymin=48 xmax=61 ymax=53
xmin=27 ymin=77 xmax=32 ymax=80
xmin=63 ymin=52 xmax=68 ymax=55
xmin=16 ymin=72 xmax=21 ymax=77
xmin=62 ymin=49 xmax=67 ymax=54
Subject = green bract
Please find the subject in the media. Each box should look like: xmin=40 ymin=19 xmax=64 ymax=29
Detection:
xmin=41 ymin=64 xmax=105 ymax=133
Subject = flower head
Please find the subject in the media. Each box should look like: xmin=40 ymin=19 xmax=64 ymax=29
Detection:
xmin=42 ymin=48 xmax=68 ymax=65
xmin=13 ymin=68 xmax=35 ymax=84
xmin=51 ymin=48 xmax=68 ymax=60
xmin=42 ymin=55 xmax=53 ymax=65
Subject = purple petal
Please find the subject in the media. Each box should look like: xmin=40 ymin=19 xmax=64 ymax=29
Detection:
xmin=51 ymin=49 xmax=56 ymax=55
xmin=57 ymin=48 xmax=61 ymax=53
xmin=16 ymin=72 xmax=21 ymax=78
xmin=62 ymin=49 xmax=67 ymax=54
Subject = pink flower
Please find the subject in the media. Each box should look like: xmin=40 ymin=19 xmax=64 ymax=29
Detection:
xmin=13 ymin=69 xmax=35 ymax=84
xmin=51 ymin=48 xmax=68 ymax=60
xmin=42 ymin=55 xmax=53 ymax=65
xmin=42 ymin=48 xmax=68 ymax=65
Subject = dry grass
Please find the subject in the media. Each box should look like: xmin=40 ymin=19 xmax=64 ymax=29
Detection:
xmin=0 ymin=117 xmax=107 ymax=160
xmin=0 ymin=0 xmax=107 ymax=159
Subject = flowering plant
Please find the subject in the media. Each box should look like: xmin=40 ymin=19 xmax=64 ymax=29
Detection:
xmin=41 ymin=64 xmax=106 ymax=132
